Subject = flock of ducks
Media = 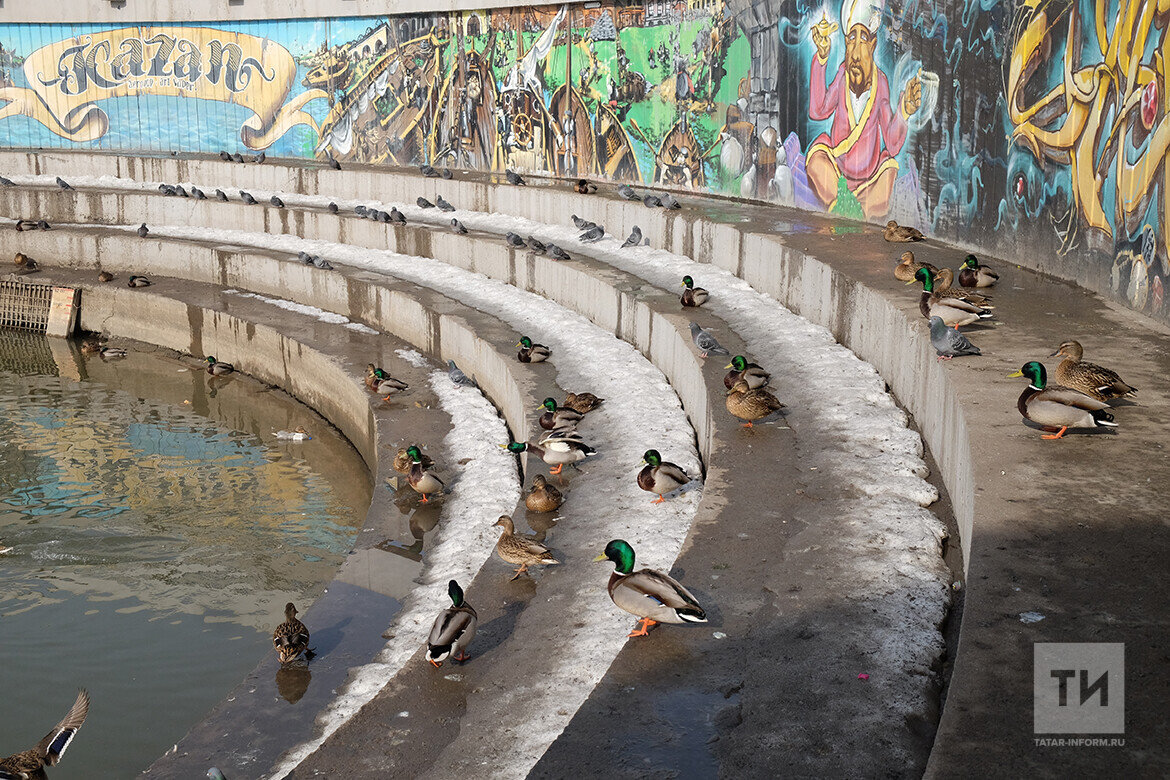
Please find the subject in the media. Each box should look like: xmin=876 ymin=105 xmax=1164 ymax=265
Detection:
xmin=892 ymin=238 xmax=1137 ymax=439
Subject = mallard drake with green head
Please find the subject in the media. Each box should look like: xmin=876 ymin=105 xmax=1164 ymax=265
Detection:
xmin=957 ymin=254 xmax=999 ymax=288
xmin=1008 ymin=361 xmax=1117 ymax=439
xmin=272 ymin=602 xmax=311 ymax=664
xmin=206 ymin=356 xmax=234 ymax=375
xmin=493 ymin=515 xmax=559 ymax=580
xmin=505 ymin=437 xmax=596 ymax=475
xmin=894 ymin=250 xmax=938 ymax=283
xmin=393 ymin=446 xmax=435 ymax=474
xmin=594 ymin=539 xmax=706 ymax=637
xmin=723 ymin=355 xmax=770 ymax=390
xmin=0 ymin=689 xmax=89 ymax=780
xmin=525 ymin=474 xmax=564 ymax=513
xmin=637 ymin=449 xmax=693 ymax=504
xmin=516 ymin=336 xmax=552 ymax=363
xmin=726 ymin=379 xmax=785 ymax=427
xmin=910 ymin=267 xmax=993 ymax=328
xmin=884 ymin=220 xmax=923 ymax=242
xmin=426 ymin=580 xmax=477 ymax=667
xmin=563 ymin=392 xmax=604 ymax=414
xmin=680 ymin=276 xmax=709 ymax=307
xmin=405 ymin=444 xmax=444 ymax=502
xmin=1050 ymin=340 xmax=1136 ymax=401
xmin=538 ymin=398 xmax=584 ymax=431
xmin=934 ymin=268 xmax=993 ymax=307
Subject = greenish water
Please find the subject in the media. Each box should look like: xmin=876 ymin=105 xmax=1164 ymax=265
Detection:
xmin=0 ymin=340 xmax=371 ymax=778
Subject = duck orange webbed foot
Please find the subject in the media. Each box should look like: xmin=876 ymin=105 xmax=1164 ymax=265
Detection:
xmin=549 ymin=464 xmax=564 ymax=475
xmin=454 ymin=652 xmax=471 ymax=663
xmin=1041 ymin=426 xmax=1068 ymax=440
xmin=627 ymin=618 xmax=657 ymax=638
xmin=651 ymin=495 xmax=666 ymax=504
xmin=429 ymin=658 xmax=443 ymax=668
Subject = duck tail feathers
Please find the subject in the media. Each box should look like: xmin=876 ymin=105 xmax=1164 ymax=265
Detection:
xmin=676 ymin=607 xmax=708 ymax=623
xmin=1092 ymin=410 xmax=1118 ymax=427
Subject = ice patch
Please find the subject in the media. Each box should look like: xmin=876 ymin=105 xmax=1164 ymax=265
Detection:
xmin=224 ymin=289 xmax=376 ymax=333
xmin=395 ymin=348 xmax=430 ymax=368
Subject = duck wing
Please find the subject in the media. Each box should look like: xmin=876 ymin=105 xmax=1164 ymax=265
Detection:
xmin=428 ymin=605 xmax=477 ymax=649
xmin=35 ymin=689 xmax=90 ymax=766
xmin=612 ymin=569 xmax=706 ymax=622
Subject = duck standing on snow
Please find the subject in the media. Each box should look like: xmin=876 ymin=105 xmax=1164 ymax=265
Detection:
xmin=594 ymin=539 xmax=706 ymax=637
xmin=504 ymin=437 xmax=595 ymax=475
xmin=637 ymin=449 xmax=693 ymax=503
xmin=272 ymin=603 xmax=311 ymax=663
xmin=680 ymin=276 xmax=709 ymax=307
xmin=563 ymin=392 xmax=604 ymax=414
xmin=1008 ymin=361 xmax=1117 ymax=440
xmin=426 ymin=580 xmax=477 ymax=667
xmin=492 ymin=515 xmax=558 ymax=580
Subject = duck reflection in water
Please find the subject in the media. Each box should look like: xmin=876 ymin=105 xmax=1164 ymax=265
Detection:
xmin=275 ymin=665 xmax=312 ymax=705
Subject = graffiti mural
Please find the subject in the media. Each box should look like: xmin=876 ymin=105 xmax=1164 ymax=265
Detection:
xmin=0 ymin=0 xmax=1165 ymax=321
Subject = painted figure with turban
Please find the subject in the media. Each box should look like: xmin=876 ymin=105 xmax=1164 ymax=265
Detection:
xmin=806 ymin=0 xmax=921 ymax=218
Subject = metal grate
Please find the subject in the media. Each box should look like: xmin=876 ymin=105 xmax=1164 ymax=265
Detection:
xmin=0 ymin=279 xmax=53 ymax=331
xmin=0 ymin=328 xmax=58 ymax=375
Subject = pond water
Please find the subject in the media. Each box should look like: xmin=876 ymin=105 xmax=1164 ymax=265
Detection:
xmin=0 ymin=335 xmax=371 ymax=778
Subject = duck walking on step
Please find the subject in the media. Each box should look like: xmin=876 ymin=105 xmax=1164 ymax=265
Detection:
xmin=0 ymin=689 xmax=90 ymax=780
xmin=1008 ymin=361 xmax=1118 ymax=440
xmin=272 ymin=602 xmax=312 ymax=664
xmin=493 ymin=515 xmax=558 ymax=581
xmin=594 ymin=539 xmax=706 ymax=637
xmin=426 ymin=580 xmax=477 ymax=667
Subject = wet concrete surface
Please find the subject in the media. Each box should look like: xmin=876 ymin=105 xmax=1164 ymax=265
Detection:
xmin=4 ymin=153 xmax=1168 ymax=773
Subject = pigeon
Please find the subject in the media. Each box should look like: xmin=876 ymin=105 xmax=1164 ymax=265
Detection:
xmin=254 ymin=152 xmax=266 ymax=163
xmin=441 ymin=168 xmax=453 ymax=179
xmin=207 ymin=769 xmax=227 ymax=780
xmin=643 ymin=194 xmax=663 ymax=208
xmin=175 ymin=185 xmax=189 ymax=198
xmin=127 ymin=275 xmax=151 ymax=287
xmin=448 ymin=360 xmax=478 ymax=388
xmin=56 ymin=176 xmax=72 ymax=190
xmin=420 ymin=164 xmax=438 ymax=177
xmin=617 ymin=184 xmax=639 ymax=201
xmin=389 ymin=208 xmax=406 ymax=224
xmin=158 ymin=184 xmax=176 ymax=196
xmin=312 ymin=256 xmax=334 ymax=270
xmin=137 ymin=223 xmax=148 ymax=238
xmin=689 ymin=322 xmax=729 ymax=357
xmin=215 ymin=189 xmax=228 ymax=202
xmin=436 ymin=195 xmax=455 ymax=212
xmin=328 ymin=202 xmax=339 ymax=214
xmin=505 ymin=169 xmax=526 ymax=186
xmin=232 ymin=152 xmax=245 ymax=163
xmin=219 ymin=151 xmax=232 ymax=162
xmin=417 ymin=197 xmax=434 ymax=209
xmin=451 ymin=218 xmax=468 ymax=234
xmin=621 ymin=226 xmax=643 ymax=249
xmin=297 ymin=251 xmax=313 ymax=264
xmin=505 ymin=232 xmax=526 ymax=247
xmin=527 ymin=236 xmax=546 ymax=253
xmin=547 ymin=244 xmax=571 ymax=261
xmin=929 ymin=316 xmax=981 ymax=360
xmin=14 ymin=219 xmax=34 ymax=231
xmin=660 ymin=193 xmax=681 ymax=210
xmin=354 ymin=205 xmax=369 ymax=217
xmin=377 ymin=210 xmax=391 ymax=223
xmin=578 ymin=225 xmax=605 ymax=243
xmin=191 ymin=187 xmax=207 ymax=200
xmin=270 ymin=195 xmax=285 ymax=208
xmin=570 ymin=214 xmax=597 ymax=230
xmin=37 ymin=220 xmax=50 ymax=230
xmin=241 ymin=191 xmax=257 ymax=205
xmin=326 ymin=151 xmax=341 ymax=170
xmin=0 ymin=176 xmax=15 ymax=186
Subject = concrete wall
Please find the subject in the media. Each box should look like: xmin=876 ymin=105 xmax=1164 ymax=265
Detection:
xmin=0 ymin=1 xmax=1162 ymax=325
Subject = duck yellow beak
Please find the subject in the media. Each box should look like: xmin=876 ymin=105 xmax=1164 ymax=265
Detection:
xmin=904 ymin=279 xmax=917 ymax=285
xmin=1007 ymin=370 xmax=1023 ymax=378
xmin=592 ymin=553 xmax=608 ymax=562
xmin=516 ymin=341 xmax=523 ymax=348
xmin=723 ymin=362 xmax=734 ymax=369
